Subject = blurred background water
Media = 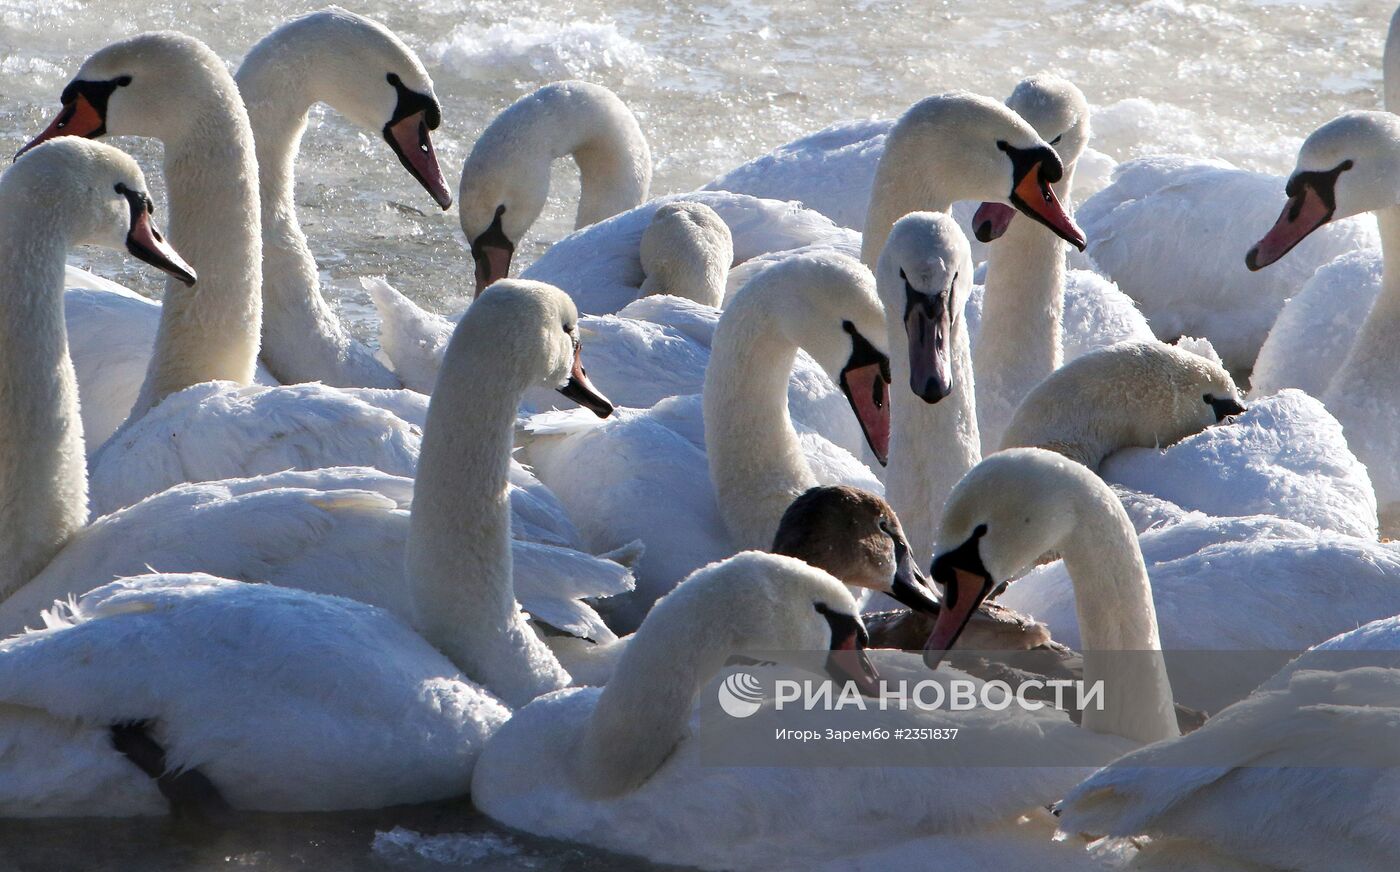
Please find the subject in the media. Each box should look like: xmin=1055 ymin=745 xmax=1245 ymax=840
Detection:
xmin=0 ymin=0 xmax=1394 ymax=868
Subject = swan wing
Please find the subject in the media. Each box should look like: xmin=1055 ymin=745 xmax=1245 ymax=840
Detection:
xmin=0 ymin=574 xmax=507 ymax=815
xmin=1101 ymin=391 xmax=1378 ymax=538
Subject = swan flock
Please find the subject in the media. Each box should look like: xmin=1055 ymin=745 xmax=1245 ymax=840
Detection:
xmin=3 ymin=4 xmax=1400 ymax=871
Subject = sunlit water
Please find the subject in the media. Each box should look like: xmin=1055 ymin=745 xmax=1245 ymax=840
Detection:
xmin=0 ymin=0 xmax=1393 ymax=868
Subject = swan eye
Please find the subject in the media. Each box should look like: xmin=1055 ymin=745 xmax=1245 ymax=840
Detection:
xmin=1049 ymin=134 xmax=1063 ymax=146
xmin=898 ymin=268 xmax=907 ymax=281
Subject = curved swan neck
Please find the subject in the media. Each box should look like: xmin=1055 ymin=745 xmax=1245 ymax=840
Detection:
xmin=488 ymin=83 xmax=650 ymax=230
xmin=546 ymin=89 xmax=650 ymax=228
xmin=235 ymin=36 xmax=400 ymax=388
xmin=862 ymin=173 xmax=952 ymax=268
xmin=885 ymin=312 xmax=980 ymax=563
xmin=0 ymin=209 xmax=88 ymax=600
xmin=1058 ymin=488 xmax=1178 ymax=743
xmin=572 ymin=579 xmax=735 ymax=797
xmin=408 ymin=323 xmax=570 ymax=708
xmin=704 ymin=292 xmax=813 ymax=550
xmin=974 ymin=199 xmax=1068 ymax=449
xmin=126 ymin=70 xmax=262 ymax=425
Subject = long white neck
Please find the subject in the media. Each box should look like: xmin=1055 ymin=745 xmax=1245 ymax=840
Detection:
xmin=572 ymin=578 xmax=735 ymax=796
xmin=1058 ymin=486 xmax=1178 ymax=744
xmin=884 ymin=316 xmax=981 ymax=563
xmin=570 ymin=118 xmax=648 ymax=228
xmin=705 ymin=292 xmax=816 ymax=551
xmin=0 ymin=209 xmax=88 ymax=601
xmin=1350 ymin=205 xmax=1400 ymax=355
xmin=973 ymin=195 xmax=1069 ymax=451
xmin=235 ymin=45 xmax=400 ymax=388
xmin=861 ymin=166 xmax=951 ymax=268
xmin=407 ymin=326 xmax=570 ymax=709
xmin=125 ymin=81 xmax=263 ymax=424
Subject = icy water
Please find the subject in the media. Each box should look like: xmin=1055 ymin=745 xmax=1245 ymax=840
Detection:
xmin=0 ymin=0 xmax=1395 ymax=868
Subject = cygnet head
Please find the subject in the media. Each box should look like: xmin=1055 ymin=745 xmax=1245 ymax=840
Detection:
xmin=639 ymin=201 xmax=733 ymax=307
xmin=18 ymin=32 xmax=236 ymax=155
xmin=973 ymin=74 xmax=1091 ymax=243
xmin=1001 ymin=340 xmax=1245 ymax=467
xmin=926 ymin=448 xmax=1113 ymax=664
xmin=876 ymin=211 xmax=974 ymax=404
xmin=5 ymin=138 xmax=196 ymax=285
xmin=773 ymin=486 xmax=941 ymax=614
xmin=240 ymin=8 xmax=450 ymax=208
xmin=454 ymin=279 xmax=614 ymax=416
xmin=1248 ymin=110 xmax=1400 ymax=270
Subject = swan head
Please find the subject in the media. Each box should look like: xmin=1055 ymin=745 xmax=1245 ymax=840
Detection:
xmin=5 ymin=138 xmax=196 ymax=285
xmin=1002 ymin=340 xmax=1245 ymax=465
xmin=926 ymin=448 xmax=1104 ymax=665
xmin=875 ymin=211 xmax=973 ymax=404
xmin=659 ymin=552 xmax=879 ymax=693
xmin=773 ymin=486 xmax=940 ymax=614
xmin=457 ymin=279 xmax=613 ymax=416
xmin=18 ymin=32 xmax=235 ymax=156
xmin=738 ymin=252 xmax=891 ymax=464
xmin=458 ymin=84 xmax=571 ymax=295
xmin=877 ymin=92 xmax=1085 ymax=251
xmin=243 ymin=9 xmax=451 ymax=209
xmin=1248 ymin=110 xmax=1400 ymax=270
xmin=973 ymin=74 xmax=1091 ymax=243
xmin=459 ymin=82 xmax=649 ymax=295
xmin=639 ymin=201 xmax=733 ymax=307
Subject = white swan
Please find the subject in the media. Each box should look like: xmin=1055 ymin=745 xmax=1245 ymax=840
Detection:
xmin=1213 ymin=8 xmax=1400 ymax=391
xmin=28 ymin=17 xmax=450 ymax=444
xmin=1239 ymin=110 xmax=1400 ymax=534
xmin=21 ymin=31 xmax=265 ymax=446
xmin=1001 ymin=340 xmax=1244 ymax=471
xmin=875 ymin=212 xmax=980 ymax=562
xmin=520 ymin=252 xmax=888 ymax=631
xmin=701 ymin=90 xmax=1117 ymax=254
xmin=0 ymin=143 xmax=629 ymax=706
xmin=1078 ymin=0 xmax=1400 ymax=378
xmin=472 ymin=450 xmax=1195 ymax=870
xmin=0 ymin=139 xmax=194 ymax=602
xmin=1077 ymin=160 xmax=1376 ymax=373
xmin=859 ymin=91 xmax=1085 ymax=269
xmin=236 ymin=7 xmax=450 ymax=388
xmin=458 ymin=80 xmax=651 ymax=293
xmin=997 ymin=341 xmax=1374 ymax=536
xmin=1058 ymin=621 xmax=1400 ymax=871
xmin=970 ymin=75 xmax=1153 ymax=449
xmin=0 ymin=574 xmax=509 ymax=816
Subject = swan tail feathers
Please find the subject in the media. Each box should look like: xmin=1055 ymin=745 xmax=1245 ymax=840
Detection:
xmin=361 ymin=276 xmax=454 ymax=394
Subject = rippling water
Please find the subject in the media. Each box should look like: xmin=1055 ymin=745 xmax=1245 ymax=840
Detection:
xmin=2 ymin=0 xmax=1393 ymax=323
xmin=0 ymin=0 xmax=1393 ymax=868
